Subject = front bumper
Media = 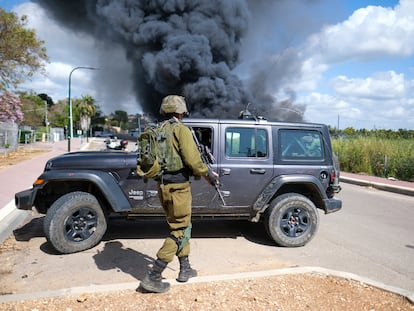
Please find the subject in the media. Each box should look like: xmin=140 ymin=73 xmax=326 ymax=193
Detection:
xmin=15 ymin=188 xmax=36 ymax=210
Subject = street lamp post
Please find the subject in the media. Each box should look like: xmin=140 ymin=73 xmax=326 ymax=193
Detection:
xmin=45 ymin=100 xmax=48 ymax=141
xmin=68 ymin=66 xmax=98 ymax=152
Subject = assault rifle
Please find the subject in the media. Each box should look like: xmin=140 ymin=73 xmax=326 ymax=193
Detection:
xmin=190 ymin=128 xmax=226 ymax=206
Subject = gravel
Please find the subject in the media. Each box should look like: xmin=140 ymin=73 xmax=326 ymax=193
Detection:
xmin=1 ymin=273 xmax=413 ymax=311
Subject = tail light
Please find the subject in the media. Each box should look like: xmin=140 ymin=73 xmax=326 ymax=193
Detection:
xmin=329 ymin=169 xmax=341 ymax=193
xmin=330 ymin=171 xmax=336 ymax=183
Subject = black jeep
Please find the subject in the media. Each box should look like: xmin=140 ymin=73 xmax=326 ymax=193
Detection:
xmin=15 ymin=117 xmax=341 ymax=254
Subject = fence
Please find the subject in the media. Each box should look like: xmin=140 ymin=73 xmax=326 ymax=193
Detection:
xmin=0 ymin=121 xmax=18 ymax=152
xmin=0 ymin=122 xmax=65 ymax=154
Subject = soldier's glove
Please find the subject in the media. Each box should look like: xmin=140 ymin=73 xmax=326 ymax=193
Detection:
xmin=205 ymin=168 xmax=219 ymax=186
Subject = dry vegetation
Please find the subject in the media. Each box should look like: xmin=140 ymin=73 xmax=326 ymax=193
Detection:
xmin=1 ymin=273 xmax=413 ymax=311
xmin=0 ymin=147 xmax=48 ymax=171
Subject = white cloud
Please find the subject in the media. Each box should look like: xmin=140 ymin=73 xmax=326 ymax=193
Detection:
xmin=302 ymin=89 xmax=414 ymax=130
xmin=304 ymin=0 xmax=414 ymax=64
xmin=14 ymin=3 xmax=97 ymax=65
xmin=292 ymin=1 xmax=414 ymax=129
xmin=13 ymin=2 xmax=137 ymax=115
xmin=299 ymin=91 xmax=414 ymax=130
xmin=14 ymin=3 xmax=97 ymax=98
xmin=332 ymin=71 xmax=406 ymax=100
xmin=295 ymin=58 xmax=328 ymax=92
xmin=270 ymin=2 xmax=414 ymax=97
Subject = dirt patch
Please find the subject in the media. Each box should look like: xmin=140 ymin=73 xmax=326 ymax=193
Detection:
xmin=0 ymin=147 xmax=49 ymax=171
xmin=1 ymin=273 xmax=413 ymax=311
xmin=0 ymin=236 xmax=23 ymax=254
xmin=0 ymin=236 xmax=413 ymax=311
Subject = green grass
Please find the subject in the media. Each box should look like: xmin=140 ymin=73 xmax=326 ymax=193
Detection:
xmin=332 ymin=137 xmax=414 ymax=181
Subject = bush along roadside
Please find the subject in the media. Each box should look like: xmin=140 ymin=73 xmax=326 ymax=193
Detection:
xmin=332 ymin=136 xmax=414 ymax=182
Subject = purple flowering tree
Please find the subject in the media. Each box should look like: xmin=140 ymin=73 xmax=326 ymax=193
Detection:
xmin=0 ymin=92 xmax=24 ymax=123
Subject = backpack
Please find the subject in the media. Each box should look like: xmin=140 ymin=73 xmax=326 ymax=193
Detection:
xmin=136 ymin=119 xmax=184 ymax=179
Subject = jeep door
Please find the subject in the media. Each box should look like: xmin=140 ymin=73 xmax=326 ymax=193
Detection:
xmin=273 ymin=126 xmax=333 ymax=191
xmin=118 ymin=154 xmax=164 ymax=212
xmin=217 ymin=124 xmax=274 ymax=208
xmin=184 ymin=122 xmax=219 ymax=209
xmin=123 ymin=122 xmax=220 ymax=212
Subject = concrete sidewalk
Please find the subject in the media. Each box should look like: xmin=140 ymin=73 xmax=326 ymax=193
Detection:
xmin=340 ymin=171 xmax=414 ymax=197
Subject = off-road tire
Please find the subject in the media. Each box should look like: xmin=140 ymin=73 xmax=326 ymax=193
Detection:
xmin=265 ymin=193 xmax=319 ymax=247
xmin=44 ymin=191 xmax=107 ymax=254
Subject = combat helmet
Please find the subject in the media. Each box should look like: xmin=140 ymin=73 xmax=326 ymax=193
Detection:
xmin=160 ymin=95 xmax=188 ymax=115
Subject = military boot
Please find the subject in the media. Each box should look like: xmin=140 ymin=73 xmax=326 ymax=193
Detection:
xmin=139 ymin=259 xmax=170 ymax=293
xmin=177 ymin=256 xmax=197 ymax=282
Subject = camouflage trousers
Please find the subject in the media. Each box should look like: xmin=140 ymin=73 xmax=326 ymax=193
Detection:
xmin=156 ymin=181 xmax=192 ymax=262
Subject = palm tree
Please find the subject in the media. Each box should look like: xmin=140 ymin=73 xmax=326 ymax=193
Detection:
xmin=76 ymin=95 xmax=96 ymax=140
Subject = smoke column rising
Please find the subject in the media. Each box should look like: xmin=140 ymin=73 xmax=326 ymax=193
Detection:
xmin=35 ymin=0 xmax=306 ymax=120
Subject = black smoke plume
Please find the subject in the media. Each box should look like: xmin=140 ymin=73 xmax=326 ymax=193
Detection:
xmin=35 ymin=0 xmax=306 ymax=120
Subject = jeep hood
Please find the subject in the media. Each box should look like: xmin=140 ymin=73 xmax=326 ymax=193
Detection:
xmin=44 ymin=151 xmax=137 ymax=171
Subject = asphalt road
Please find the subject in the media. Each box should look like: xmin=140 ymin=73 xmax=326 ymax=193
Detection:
xmin=275 ymin=182 xmax=414 ymax=292
xmin=1 ymin=182 xmax=413 ymax=296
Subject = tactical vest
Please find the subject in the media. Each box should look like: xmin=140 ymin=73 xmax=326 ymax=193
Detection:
xmin=136 ymin=119 xmax=184 ymax=179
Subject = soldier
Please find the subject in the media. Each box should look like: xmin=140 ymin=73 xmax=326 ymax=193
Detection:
xmin=139 ymin=95 xmax=217 ymax=293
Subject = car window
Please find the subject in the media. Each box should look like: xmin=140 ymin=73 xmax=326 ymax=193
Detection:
xmin=192 ymin=126 xmax=213 ymax=152
xmin=226 ymin=127 xmax=268 ymax=158
xmin=279 ymin=129 xmax=323 ymax=160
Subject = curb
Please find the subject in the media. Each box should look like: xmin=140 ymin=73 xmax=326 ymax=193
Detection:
xmin=340 ymin=176 xmax=414 ymax=197
xmin=0 ymin=267 xmax=413 ymax=304
xmin=0 ymin=200 xmax=30 ymax=244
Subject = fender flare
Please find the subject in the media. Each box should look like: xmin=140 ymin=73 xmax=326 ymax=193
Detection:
xmin=251 ymin=174 xmax=327 ymax=219
xmin=37 ymin=170 xmax=132 ymax=212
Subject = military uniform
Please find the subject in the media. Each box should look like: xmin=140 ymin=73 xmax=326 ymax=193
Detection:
xmin=156 ymin=121 xmax=208 ymax=262
xmin=139 ymin=95 xmax=213 ymax=294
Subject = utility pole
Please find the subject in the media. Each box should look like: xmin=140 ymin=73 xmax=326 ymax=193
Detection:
xmin=37 ymin=93 xmax=53 ymax=142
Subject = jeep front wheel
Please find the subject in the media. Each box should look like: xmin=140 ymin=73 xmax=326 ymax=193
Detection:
xmin=44 ymin=191 xmax=107 ymax=254
xmin=265 ymin=193 xmax=319 ymax=247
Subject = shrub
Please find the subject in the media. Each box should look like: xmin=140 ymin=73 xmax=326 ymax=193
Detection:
xmin=332 ymin=137 xmax=414 ymax=181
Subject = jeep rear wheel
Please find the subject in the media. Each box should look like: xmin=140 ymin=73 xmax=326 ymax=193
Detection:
xmin=265 ymin=193 xmax=319 ymax=247
xmin=44 ymin=191 xmax=107 ymax=254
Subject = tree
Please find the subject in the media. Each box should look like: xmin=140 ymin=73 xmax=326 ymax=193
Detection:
xmin=48 ymin=99 xmax=68 ymax=128
xmin=19 ymin=92 xmax=47 ymax=127
xmin=126 ymin=113 xmax=146 ymax=132
xmin=113 ymin=110 xmax=128 ymax=130
xmin=0 ymin=8 xmax=48 ymax=91
xmin=0 ymin=92 xmax=23 ymax=123
xmin=76 ymin=95 xmax=96 ymax=136
xmin=343 ymin=127 xmax=356 ymax=137
xmin=90 ymin=106 xmax=106 ymax=134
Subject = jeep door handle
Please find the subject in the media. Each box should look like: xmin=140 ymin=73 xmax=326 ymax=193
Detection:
xmin=250 ymin=168 xmax=266 ymax=174
xmin=221 ymin=168 xmax=231 ymax=175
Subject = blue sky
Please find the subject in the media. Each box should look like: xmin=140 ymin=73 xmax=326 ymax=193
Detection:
xmin=1 ymin=0 xmax=413 ymax=130
xmin=1 ymin=0 xmax=24 ymax=11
